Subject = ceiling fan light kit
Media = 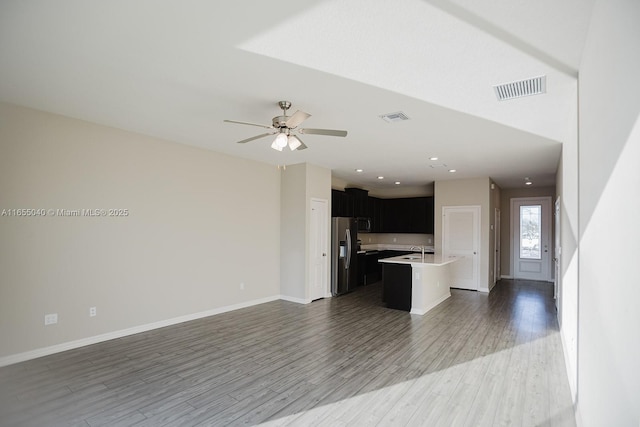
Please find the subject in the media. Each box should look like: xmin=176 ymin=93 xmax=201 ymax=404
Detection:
xmin=224 ymin=101 xmax=347 ymax=151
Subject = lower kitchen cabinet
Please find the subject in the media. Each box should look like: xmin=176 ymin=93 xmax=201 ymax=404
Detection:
xmin=382 ymin=263 xmax=412 ymax=311
xmin=357 ymin=253 xmax=366 ymax=286
xmin=364 ymin=252 xmax=380 ymax=284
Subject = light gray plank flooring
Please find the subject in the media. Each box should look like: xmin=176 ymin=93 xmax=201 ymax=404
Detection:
xmin=0 ymin=280 xmax=575 ymax=426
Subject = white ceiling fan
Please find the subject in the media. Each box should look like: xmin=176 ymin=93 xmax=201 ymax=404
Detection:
xmin=224 ymin=101 xmax=348 ymax=151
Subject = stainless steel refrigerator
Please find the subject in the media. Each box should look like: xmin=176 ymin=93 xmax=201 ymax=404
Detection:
xmin=331 ymin=217 xmax=358 ymax=296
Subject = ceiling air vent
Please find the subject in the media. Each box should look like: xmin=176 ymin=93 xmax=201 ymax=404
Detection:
xmin=493 ymin=75 xmax=546 ymax=101
xmin=379 ymin=111 xmax=410 ymax=123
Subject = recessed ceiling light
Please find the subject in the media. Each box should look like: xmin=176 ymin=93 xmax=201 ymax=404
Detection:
xmin=429 ymin=157 xmax=438 ymax=161
xmin=355 ymin=169 xmax=363 ymax=172
xmin=448 ymin=169 xmax=456 ymax=173
xmin=377 ymin=176 xmax=384 ymax=180
xmin=525 ymin=177 xmax=533 ymax=185
xmin=395 ymin=181 xmax=401 ymax=185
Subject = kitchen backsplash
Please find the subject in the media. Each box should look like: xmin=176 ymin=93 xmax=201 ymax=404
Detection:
xmin=358 ymin=233 xmax=434 ymax=246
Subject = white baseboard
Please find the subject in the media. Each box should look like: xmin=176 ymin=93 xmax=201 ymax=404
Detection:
xmin=411 ymin=292 xmax=451 ymax=316
xmin=560 ymin=327 xmax=578 ymax=402
xmin=0 ymin=295 xmax=280 ymax=368
xmin=501 ymin=275 xmax=514 ymax=279
xmin=478 ymin=287 xmax=490 ymax=293
xmin=279 ymin=295 xmax=310 ymax=304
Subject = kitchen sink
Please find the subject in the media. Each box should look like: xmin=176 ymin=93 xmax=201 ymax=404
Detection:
xmin=402 ymin=255 xmax=423 ymax=260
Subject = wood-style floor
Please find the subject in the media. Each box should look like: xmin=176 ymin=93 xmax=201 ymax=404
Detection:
xmin=0 ymin=280 xmax=575 ymax=427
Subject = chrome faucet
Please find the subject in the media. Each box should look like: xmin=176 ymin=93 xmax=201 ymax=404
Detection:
xmin=410 ymin=246 xmax=425 ymax=260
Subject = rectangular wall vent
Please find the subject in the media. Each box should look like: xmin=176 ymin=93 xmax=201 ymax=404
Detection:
xmin=493 ymin=75 xmax=546 ymax=101
xmin=379 ymin=111 xmax=410 ymax=123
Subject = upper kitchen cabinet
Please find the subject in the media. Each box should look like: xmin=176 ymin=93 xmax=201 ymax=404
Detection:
xmin=345 ymin=188 xmax=369 ymax=217
xmin=381 ymin=197 xmax=434 ymax=234
xmin=367 ymin=196 xmax=383 ymax=232
xmin=331 ymin=189 xmax=354 ymax=217
xmin=332 ymin=189 xmax=433 ymax=234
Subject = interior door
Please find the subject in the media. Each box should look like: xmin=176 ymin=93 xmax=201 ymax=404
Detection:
xmin=554 ymin=197 xmax=561 ymax=308
xmin=309 ymin=199 xmax=328 ymax=301
xmin=511 ymin=197 xmax=552 ymax=281
xmin=494 ymin=208 xmax=501 ymax=285
xmin=443 ymin=206 xmax=480 ymax=291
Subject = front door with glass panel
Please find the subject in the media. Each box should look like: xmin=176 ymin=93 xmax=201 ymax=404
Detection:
xmin=511 ymin=197 xmax=552 ymax=281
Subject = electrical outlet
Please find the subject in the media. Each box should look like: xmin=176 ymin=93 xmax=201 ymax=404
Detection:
xmin=393 ymin=237 xmax=397 ymax=242
xmin=89 ymin=307 xmax=97 ymax=317
xmin=240 ymin=282 xmax=245 ymax=290
xmin=44 ymin=313 xmax=58 ymax=325
xmin=428 ymin=238 xmax=432 ymax=244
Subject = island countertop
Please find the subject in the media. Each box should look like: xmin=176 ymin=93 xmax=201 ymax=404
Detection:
xmin=378 ymin=253 xmax=458 ymax=267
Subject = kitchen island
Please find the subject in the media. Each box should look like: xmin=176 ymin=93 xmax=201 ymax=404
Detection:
xmin=379 ymin=254 xmax=459 ymax=315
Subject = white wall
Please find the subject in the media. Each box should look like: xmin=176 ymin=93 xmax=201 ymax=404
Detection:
xmin=576 ymin=0 xmax=640 ymax=424
xmin=556 ymin=84 xmax=579 ymax=401
xmin=434 ymin=177 xmax=492 ymax=291
xmin=0 ymin=103 xmax=281 ymax=362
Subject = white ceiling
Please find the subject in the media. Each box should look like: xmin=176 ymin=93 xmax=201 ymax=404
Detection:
xmin=0 ymin=0 xmax=595 ymax=191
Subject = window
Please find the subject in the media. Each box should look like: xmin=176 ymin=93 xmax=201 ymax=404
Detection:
xmin=520 ymin=205 xmax=541 ymax=259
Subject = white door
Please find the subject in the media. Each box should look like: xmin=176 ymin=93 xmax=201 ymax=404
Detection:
xmin=554 ymin=198 xmax=561 ymax=308
xmin=494 ymin=208 xmax=501 ymax=285
xmin=309 ymin=198 xmax=328 ymax=301
xmin=511 ymin=197 xmax=552 ymax=281
xmin=443 ymin=206 xmax=480 ymax=291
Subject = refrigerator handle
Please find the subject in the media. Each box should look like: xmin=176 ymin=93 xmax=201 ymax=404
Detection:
xmin=345 ymin=228 xmax=351 ymax=270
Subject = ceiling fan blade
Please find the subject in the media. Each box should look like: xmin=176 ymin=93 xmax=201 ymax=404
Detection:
xmin=236 ymin=132 xmax=274 ymax=144
xmin=224 ymin=119 xmax=273 ymax=130
xmin=285 ymin=110 xmax=311 ymax=128
xmin=288 ymin=135 xmax=308 ymax=151
xmin=299 ymin=128 xmax=348 ymax=137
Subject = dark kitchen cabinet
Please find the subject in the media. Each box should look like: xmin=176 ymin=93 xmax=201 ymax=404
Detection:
xmin=380 ymin=197 xmax=434 ymax=233
xmin=424 ymin=196 xmax=434 ymax=234
xmin=367 ymin=196 xmax=383 ymax=232
xmin=357 ymin=252 xmax=366 ymax=286
xmin=345 ymin=188 xmax=369 ymax=217
xmin=332 ymin=190 xmax=433 ymax=234
xmin=382 ymin=263 xmax=412 ymax=311
xmin=331 ymin=189 xmax=354 ymax=217
xmin=364 ymin=251 xmax=381 ymax=284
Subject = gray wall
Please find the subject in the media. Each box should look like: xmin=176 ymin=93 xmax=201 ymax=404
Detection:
xmin=0 ymin=103 xmax=282 ymax=361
